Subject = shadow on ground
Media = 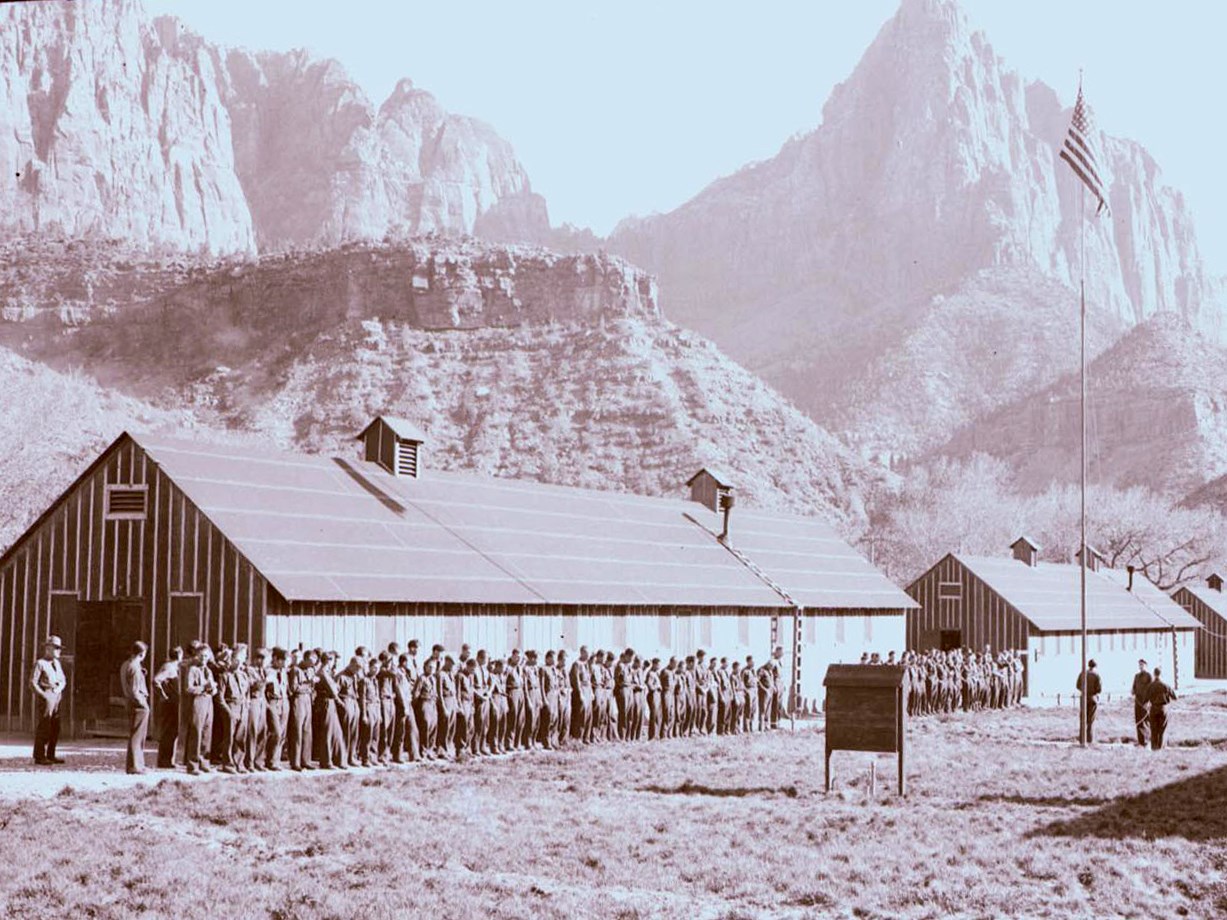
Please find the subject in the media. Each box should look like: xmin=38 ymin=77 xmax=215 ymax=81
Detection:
xmin=1029 ymin=765 xmax=1227 ymax=841
xmin=638 ymin=780 xmax=800 ymax=799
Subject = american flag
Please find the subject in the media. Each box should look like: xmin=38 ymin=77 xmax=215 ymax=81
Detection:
xmin=1059 ymin=87 xmax=1109 ymax=216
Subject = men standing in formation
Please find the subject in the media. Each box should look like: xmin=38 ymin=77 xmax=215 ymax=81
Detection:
xmin=901 ymin=648 xmax=1024 ymax=716
xmin=33 ymin=635 xmax=788 ymax=773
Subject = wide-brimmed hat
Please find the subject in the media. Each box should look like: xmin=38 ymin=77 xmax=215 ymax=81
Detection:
xmin=45 ymin=635 xmax=62 ymax=648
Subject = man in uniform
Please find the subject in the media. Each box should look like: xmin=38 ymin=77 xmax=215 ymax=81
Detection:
xmin=505 ymin=649 xmax=525 ymax=750
xmin=216 ymin=647 xmax=245 ymax=773
xmin=184 ymin=645 xmax=217 ymax=775
xmin=522 ymin=650 xmax=542 ymax=750
xmin=31 ymin=635 xmax=67 ymax=765
xmin=614 ymin=649 xmax=634 ymax=740
xmin=571 ymin=646 xmax=594 ymax=743
xmin=377 ymin=651 xmax=398 ymax=764
xmin=741 ymin=656 xmax=757 ymax=732
xmin=287 ymin=649 xmax=318 ymax=770
xmin=455 ymin=657 xmax=476 ymax=756
xmin=264 ymin=647 xmax=290 ymax=770
xmin=437 ymin=655 xmax=458 ymax=758
xmin=538 ymin=650 xmax=559 ymax=749
xmin=659 ymin=658 xmax=676 ymax=739
xmin=770 ymin=645 xmax=786 ymax=727
xmin=556 ymin=650 xmax=572 ymax=745
xmin=757 ymin=660 xmax=774 ymax=732
xmin=398 ymin=651 xmax=421 ymax=762
xmin=244 ymin=648 xmax=269 ymax=772
xmin=152 ymin=646 xmax=182 ymax=769
xmin=472 ymin=649 xmax=492 ymax=755
xmin=1075 ymin=659 xmax=1102 ymax=743
xmin=1146 ymin=666 xmax=1177 ymax=750
xmin=1131 ymin=658 xmax=1152 ymax=747
xmin=488 ymin=658 xmax=508 ymax=754
xmin=120 ymin=640 xmax=150 ymax=774
xmin=415 ymin=658 xmax=439 ymax=758
xmin=360 ymin=657 xmax=383 ymax=765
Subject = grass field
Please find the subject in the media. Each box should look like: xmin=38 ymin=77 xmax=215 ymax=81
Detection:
xmin=1 ymin=694 xmax=1225 ymax=919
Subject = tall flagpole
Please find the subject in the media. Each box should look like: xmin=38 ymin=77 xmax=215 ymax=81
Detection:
xmin=1078 ymin=70 xmax=1088 ymax=748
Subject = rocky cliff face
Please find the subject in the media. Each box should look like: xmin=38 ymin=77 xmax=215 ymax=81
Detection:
xmin=0 ymin=0 xmax=255 ymax=255
xmin=0 ymin=0 xmax=548 ymax=256
xmin=935 ymin=313 xmax=1227 ymax=497
xmin=607 ymin=0 xmax=1223 ymax=458
xmin=0 ymin=237 xmax=880 ymax=546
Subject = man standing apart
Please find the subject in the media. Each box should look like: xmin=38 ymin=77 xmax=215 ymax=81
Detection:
xmin=1131 ymin=659 xmax=1152 ymax=747
xmin=1075 ymin=659 xmax=1102 ymax=743
xmin=1147 ymin=667 xmax=1177 ymax=751
xmin=31 ymin=636 xmax=67 ymax=765
xmin=120 ymin=641 xmax=150 ymax=774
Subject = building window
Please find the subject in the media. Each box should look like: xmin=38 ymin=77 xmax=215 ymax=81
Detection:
xmin=737 ymin=613 xmax=749 ymax=646
xmin=659 ymin=614 xmax=672 ymax=648
xmin=804 ymin=613 xmax=815 ymax=644
xmin=937 ymin=581 xmax=963 ymax=601
xmin=835 ymin=616 xmax=845 ymax=644
xmin=105 ymin=484 xmax=148 ymax=520
xmin=613 ymin=616 xmax=627 ymax=649
xmin=864 ymin=616 xmax=873 ymax=643
xmin=700 ymin=615 xmax=712 ymax=649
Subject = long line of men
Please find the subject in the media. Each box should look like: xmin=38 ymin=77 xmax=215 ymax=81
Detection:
xmin=140 ymin=640 xmax=791 ymax=773
xmin=874 ymin=648 xmax=1024 ymax=716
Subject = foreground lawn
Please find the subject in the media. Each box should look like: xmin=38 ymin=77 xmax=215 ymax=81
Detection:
xmin=1 ymin=695 xmax=1226 ymax=919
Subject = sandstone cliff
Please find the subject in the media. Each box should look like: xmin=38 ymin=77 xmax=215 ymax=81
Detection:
xmin=936 ymin=313 xmax=1227 ymax=497
xmin=0 ymin=0 xmax=548 ymax=256
xmin=607 ymin=0 xmax=1223 ymax=460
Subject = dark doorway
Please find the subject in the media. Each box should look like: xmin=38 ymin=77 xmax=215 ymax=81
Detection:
xmin=74 ymin=600 xmax=145 ymax=729
xmin=170 ymin=595 xmax=202 ymax=651
xmin=940 ymin=629 xmax=962 ymax=651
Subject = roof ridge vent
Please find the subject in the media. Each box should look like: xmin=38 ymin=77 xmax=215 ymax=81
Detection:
xmin=1010 ymin=535 xmax=1040 ymax=568
xmin=686 ymin=467 xmax=734 ymax=515
xmin=358 ymin=415 xmax=426 ymax=479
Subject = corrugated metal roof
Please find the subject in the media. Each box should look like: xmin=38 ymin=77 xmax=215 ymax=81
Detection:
xmin=1178 ymin=585 xmax=1227 ymax=621
xmin=134 ymin=432 xmax=915 ymax=610
xmin=955 ymin=554 xmax=1201 ymax=632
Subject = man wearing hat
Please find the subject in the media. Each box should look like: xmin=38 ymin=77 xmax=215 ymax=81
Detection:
xmin=1076 ymin=660 xmax=1103 ymax=743
xmin=31 ymin=635 xmax=67 ymax=765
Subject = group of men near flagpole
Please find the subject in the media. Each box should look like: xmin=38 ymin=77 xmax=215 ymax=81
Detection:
xmin=1075 ymin=657 xmax=1177 ymax=750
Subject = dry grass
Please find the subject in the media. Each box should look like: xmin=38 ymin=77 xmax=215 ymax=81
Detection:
xmin=2 ymin=695 xmax=1226 ymax=919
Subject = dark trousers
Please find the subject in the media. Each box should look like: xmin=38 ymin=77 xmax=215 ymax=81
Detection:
xmin=217 ymin=701 xmax=242 ymax=767
xmin=287 ymin=695 xmax=314 ymax=769
xmin=341 ymin=699 xmax=361 ymax=765
xmin=506 ymin=690 xmax=525 ymax=750
xmin=319 ymin=703 xmax=347 ymax=768
xmin=34 ymin=693 xmax=62 ymax=761
xmin=1081 ymin=698 xmax=1098 ymax=743
xmin=185 ymin=696 xmax=213 ymax=771
xmin=438 ymin=700 xmax=457 ymax=755
xmin=1150 ymin=708 xmax=1169 ymax=750
xmin=156 ymin=698 xmax=178 ymax=767
xmin=379 ymin=699 xmax=395 ymax=761
xmin=245 ymin=700 xmax=267 ymax=769
xmin=266 ymin=699 xmax=288 ymax=767
xmin=573 ymin=695 xmax=592 ymax=742
xmin=416 ymin=699 xmax=437 ymax=754
xmin=489 ymin=700 xmax=507 ymax=751
xmin=456 ymin=704 xmax=474 ymax=754
xmin=126 ymin=703 xmax=149 ymax=773
xmin=473 ymin=699 xmax=490 ymax=753
xmin=1134 ymin=702 xmax=1150 ymax=746
xmin=522 ymin=700 xmax=539 ymax=749
xmin=361 ymin=701 xmax=381 ymax=764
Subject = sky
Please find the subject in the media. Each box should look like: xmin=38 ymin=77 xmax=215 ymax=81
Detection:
xmin=145 ymin=0 xmax=1226 ymax=271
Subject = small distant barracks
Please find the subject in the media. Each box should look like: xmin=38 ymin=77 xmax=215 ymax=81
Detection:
xmin=0 ymin=417 xmax=915 ymax=735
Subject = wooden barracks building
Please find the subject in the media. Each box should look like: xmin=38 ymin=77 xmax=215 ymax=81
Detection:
xmin=0 ymin=417 xmax=915 ymax=735
xmin=906 ymin=537 xmax=1200 ymax=700
xmin=1172 ymin=573 xmax=1227 ymax=680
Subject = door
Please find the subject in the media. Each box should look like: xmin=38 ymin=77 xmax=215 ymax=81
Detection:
xmin=75 ymin=600 xmax=145 ymax=725
xmin=170 ymin=595 xmax=202 ymax=653
xmin=75 ymin=602 xmax=112 ymax=722
xmin=49 ymin=594 xmax=79 ymax=730
xmin=940 ymin=629 xmax=962 ymax=652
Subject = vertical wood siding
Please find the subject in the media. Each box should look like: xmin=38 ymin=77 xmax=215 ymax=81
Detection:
xmin=905 ymin=555 xmax=1032 ymax=653
xmin=1173 ymin=589 xmax=1227 ymax=680
xmin=0 ymin=437 xmax=269 ymax=732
